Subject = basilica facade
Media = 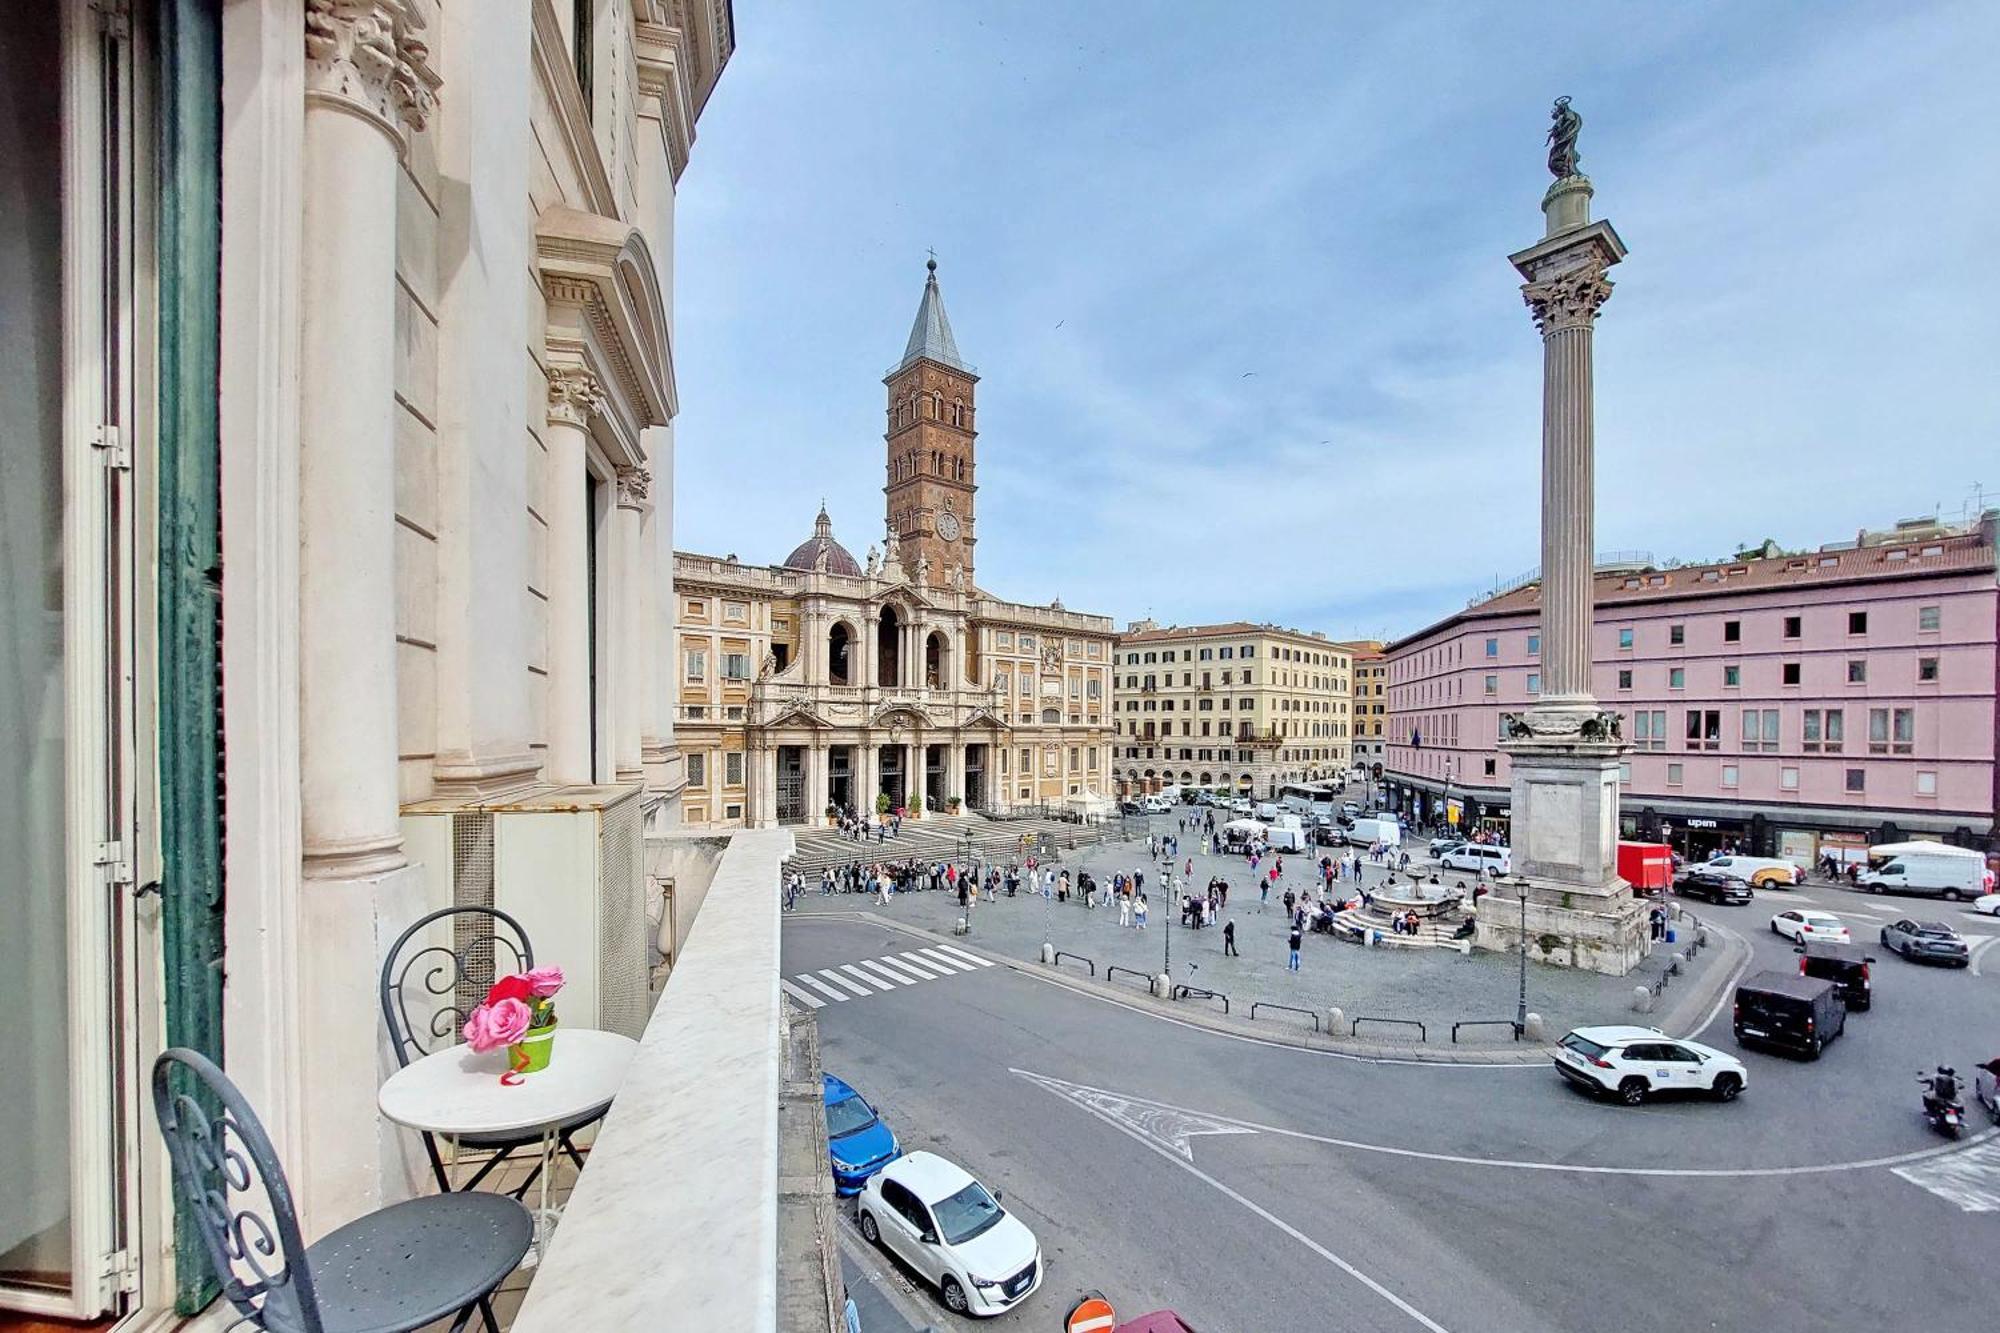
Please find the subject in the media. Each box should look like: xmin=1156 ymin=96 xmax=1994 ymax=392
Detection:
xmin=675 ymin=263 xmax=1117 ymax=827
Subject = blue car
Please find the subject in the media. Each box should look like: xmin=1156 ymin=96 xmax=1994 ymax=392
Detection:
xmin=824 ymin=1073 xmax=900 ymax=1195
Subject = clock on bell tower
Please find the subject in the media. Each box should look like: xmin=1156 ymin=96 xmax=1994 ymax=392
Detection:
xmin=884 ymin=257 xmax=977 ymax=590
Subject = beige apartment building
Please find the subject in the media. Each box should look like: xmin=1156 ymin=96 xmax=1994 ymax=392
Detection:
xmin=1113 ymin=621 xmax=1353 ymax=799
xmin=674 ymin=263 xmax=1117 ymax=826
xmin=1343 ymin=640 xmax=1389 ymax=770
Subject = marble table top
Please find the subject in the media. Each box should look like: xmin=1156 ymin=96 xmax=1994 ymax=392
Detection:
xmin=378 ymin=1029 xmax=637 ymax=1136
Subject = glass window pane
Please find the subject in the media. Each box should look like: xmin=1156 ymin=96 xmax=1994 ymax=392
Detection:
xmin=0 ymin=0 xmax=74 ymax=1289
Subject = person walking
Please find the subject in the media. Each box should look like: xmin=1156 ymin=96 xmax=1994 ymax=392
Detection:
xmin=1260 ymin=879 xmax=1269 ymax=911
xmin=1287 ymin=925 xmax=1302 ymax=971
xmin=1223 ymin=918 xmax=1239 ymax=957
xmin=1119 ymin=889 xmax=1133 ymax=928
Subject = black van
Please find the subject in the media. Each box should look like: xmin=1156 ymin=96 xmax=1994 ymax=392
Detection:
xmin=1797 ymin=942 xmax=1874 ymax=1011
xmin=1733 ymin=971 xmax=1846 ymax=1059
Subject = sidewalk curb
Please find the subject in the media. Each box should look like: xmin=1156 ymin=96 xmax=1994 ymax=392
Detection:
xmin=1654 ymin=912 xmax=1755 ymax=1040
xmin=791 ymin=906 xmax=1553 ymax=1066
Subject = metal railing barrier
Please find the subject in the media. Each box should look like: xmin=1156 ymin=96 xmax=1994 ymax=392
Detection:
xmin=1451 ymin=1018 xmax=1523 ymax=1043
xmin=1249 ymin=1001 xmax=1320 ymax=1032
xmin=1172 ymin=984 xmax=1229 ymax=1014
xmin=1051 ymin=950 xmax=1096 ymax=977
xmin=1105 ymin=964 xmax=1153 ymax=990
xmin=1350 ymin=1016 xmax=1426 ymax=1041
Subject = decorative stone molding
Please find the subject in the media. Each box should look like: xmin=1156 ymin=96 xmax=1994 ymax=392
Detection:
xmin=537 ymin=206 xmax=675 ymax=459
xmin=304 ymin=0 xmax=440 ymax=147
xmin=1500 ymin=707 xmax=1623 ymax=744
xmin=616 ymin=464 xmax=653 ymax=509
xmin=1522 ymin=262 xmax=1614 ymax=336
xmin=547 ymin=366 xmax=606 ymax=429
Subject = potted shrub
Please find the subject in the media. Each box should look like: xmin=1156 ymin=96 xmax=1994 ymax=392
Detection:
xmin=875 ymin=792 xmax=892 ymax=816
xmin=825 ymin=802 xmax=840 ymax=827
xmin=946 ymin=795 xmax=962 ymax=814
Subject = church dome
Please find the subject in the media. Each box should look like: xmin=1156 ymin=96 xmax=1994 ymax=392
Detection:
xmin=783 ymin=505 xmax=862 ymax=576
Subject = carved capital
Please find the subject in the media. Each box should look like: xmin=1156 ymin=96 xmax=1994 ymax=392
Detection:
xmin=546 ymin=366 xmax=605 ymax=429
xmin=304 ymin=1 xmax=441 ymax=144
xmin=616 ymin=464 xmax=653 ymax=509
xmin=1522 ymin=262 xmax=1613 ymax=336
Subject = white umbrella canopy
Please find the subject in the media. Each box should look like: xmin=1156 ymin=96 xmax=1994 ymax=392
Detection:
xmin=1221 ymin=818 xmax=1267 ymax=837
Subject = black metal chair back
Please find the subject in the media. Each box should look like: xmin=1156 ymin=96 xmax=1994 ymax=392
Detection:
xmin=380 ymin=905 xmax=534 ymax=1068
xmin=151 ymin=1047 xmax=323 ymax=1333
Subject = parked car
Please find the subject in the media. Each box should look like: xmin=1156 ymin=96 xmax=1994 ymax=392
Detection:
xmin=1675 ymin=865 xmax=1752 ymax=905
xmin=1796 ymin=941 xmax=1873 ymax=1011
xmin=1341 ymin=801 xmax=1361 ymax=818
xmin=1441 ymin=844 xmax=1510 ymax=876
xmin=823 ymin=1073 xmax=900 ymax=1196
xmin=857 ymin=1151 xmax=1041 ymax=1317
xmin=1880 ymin=918 xmax=1971 ymax=967
xmin=1734 ymin=971 xmax=1846 ymax=1059
xmin=1705 ymin=854 xmax=1801 ymax=888
xmin=1553 ymin=1026 xmax=1748 ymax=1105
xmin=1770 ymin=909 xmax=1849 ymax=944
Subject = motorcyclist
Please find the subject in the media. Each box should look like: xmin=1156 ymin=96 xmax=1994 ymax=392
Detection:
xmin=1922 ymin=1065 xmax=1962 ymax=1117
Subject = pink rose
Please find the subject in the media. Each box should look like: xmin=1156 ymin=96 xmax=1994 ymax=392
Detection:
xmin=524 ymin=965 xmax=566 ymax=998
xmin=462 ymin=996 xmax=533 ymax=1052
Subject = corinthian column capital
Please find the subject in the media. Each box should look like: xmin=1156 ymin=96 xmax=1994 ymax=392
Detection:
xmin=1522 ymin=260 xmax=1614 ymax=336
xmin=615 ymin=465 xmax=653 ymax=510
xmin=546 ymin=366 xmax=605 ymax=429
xmin=304 ymin=0 xmax=441 ymax=146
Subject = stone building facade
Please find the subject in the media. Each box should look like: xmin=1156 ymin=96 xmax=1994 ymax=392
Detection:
xmin=674 ymin=265 xmax=1117 ymax=827
xmin=1385 ymin=515 xmax=2000 ymax=860
xmin=1343 ymin=640 xmax=1388 ymax=770
xmin=0 ymin=0 xmax=731 ymax=1320
xmin=1113 ymin=622 xmax=1353 ymax=799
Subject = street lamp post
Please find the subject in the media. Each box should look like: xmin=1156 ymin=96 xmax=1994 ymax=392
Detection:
xmin=1160 ymin=848 xmax=1174 ymax=985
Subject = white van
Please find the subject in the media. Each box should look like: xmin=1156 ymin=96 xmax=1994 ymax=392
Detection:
xmin=1347 ymin=817 xmax=1402 ymax=850
xmin=1856 ymin=842 xmax=1986 ymax=901
xmin=1139 ymin=794 xmax=1173 ymax=814
xmin=1267 ymin=826 xmax=1308 ymax=852
xmin=1254 ymin=802 xmax=1281 ymax=822
xmin=1441 ymin=844 xmax=1511 ymax=877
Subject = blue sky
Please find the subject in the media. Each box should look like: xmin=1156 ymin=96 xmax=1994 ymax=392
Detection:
xmin=672 ymin=1 xmax=1998 ymax=642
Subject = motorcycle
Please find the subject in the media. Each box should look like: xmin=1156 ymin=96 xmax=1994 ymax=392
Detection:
xmin=1920 ymin=1068 xmax=1967 ymax=1139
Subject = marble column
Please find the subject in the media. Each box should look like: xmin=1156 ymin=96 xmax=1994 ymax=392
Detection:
xmin=807 ymin=741 xmax=830 ymax=821
xmin=543 ymin=368 xmax=602 ymax=784
xmin=858 ymin=739 xmax=878 ymax=812
xmin=299 ymin=0 xmax=437 ymax=877
xmin=613 ymin=465 xmax=650 ymax=782
xmin=427 ymin=0 xmax=536 ymax=799
xmin=1482 ymin=123 xmax=1648 ymax=976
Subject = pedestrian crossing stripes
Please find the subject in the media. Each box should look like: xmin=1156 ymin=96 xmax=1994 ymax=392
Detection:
xmin=1892 ymin=1136 xmax=2000 ymax=1212
xmin=782 ymin=944 xmax=994 ymax=1008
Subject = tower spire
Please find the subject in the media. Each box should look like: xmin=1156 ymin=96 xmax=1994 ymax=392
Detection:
xmin=894 ymin=255 xmax=969 ymax=374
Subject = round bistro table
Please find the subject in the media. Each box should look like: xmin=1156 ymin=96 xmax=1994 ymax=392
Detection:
xmin=379 ymin=1028 xmax=637 ymax=1263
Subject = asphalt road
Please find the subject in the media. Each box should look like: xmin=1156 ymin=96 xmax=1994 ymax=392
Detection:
xmin=788 ymin=887 xmax=2000 ymax=1333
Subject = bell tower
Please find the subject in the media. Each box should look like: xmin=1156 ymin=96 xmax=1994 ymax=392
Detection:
xmin=884 ymin=257 xmax=977 ymax=589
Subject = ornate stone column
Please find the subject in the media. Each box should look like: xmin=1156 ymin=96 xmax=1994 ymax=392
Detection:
xmin=1483 ymin=100 xmax=1647 ymax=977
xmin=543 ymin=367 xmax=602 ymax=784
xmin=807 ymin=741 xmax=830 ymax=822
xmin=299 ymin=0 xmax=438 ymax=876
xmin=857 ymin=739 xmax=878 ymax=814
xmin=614 ymin=465 xmax=651 ymax=782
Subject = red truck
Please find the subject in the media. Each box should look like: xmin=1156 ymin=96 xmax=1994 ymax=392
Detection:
xmin=1617 ymin=841 xmax=1672 ymax=893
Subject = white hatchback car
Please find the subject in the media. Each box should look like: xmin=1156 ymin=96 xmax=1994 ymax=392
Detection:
xmin=1973 ymin=893 xmax=2000 ymax=918
xmin=1706 ymin=854 xmax=1801 ymax=888
xmin=1554 ymin=1026 xmax=1749 ymax=1105
xmin=1770 ymin=909 xmax=1850 ymax=943
xmin=857 ymin=1151 xmax=1041 ymax=1318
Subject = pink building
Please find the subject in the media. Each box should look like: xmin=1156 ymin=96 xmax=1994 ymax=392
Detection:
xmin=1384 ymin=515 xmax=1999 ymax=863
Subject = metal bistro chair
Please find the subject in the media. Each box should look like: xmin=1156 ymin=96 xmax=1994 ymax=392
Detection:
xmin=151 ymin=1047 xmax=530 ymax=1333
xmin=379 ymin=905 xmax=601 ymax=1196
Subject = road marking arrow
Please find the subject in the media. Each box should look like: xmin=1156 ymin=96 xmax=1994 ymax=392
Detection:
xmin=1012 ymin=1069 xmax=1258 ymax=1162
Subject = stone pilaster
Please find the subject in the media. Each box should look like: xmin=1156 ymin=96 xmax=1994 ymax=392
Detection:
xmin=614 ymin=465 xmax=651 ymax=782
xmin=543 ymin=367 xmax=603 ymax=784
xmin=298 ymin=0 xmax=437 ymax=876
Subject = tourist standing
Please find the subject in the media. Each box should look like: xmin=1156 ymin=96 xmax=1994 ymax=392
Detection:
xmin=1287 ymin=925 xmax=1302 ymax=971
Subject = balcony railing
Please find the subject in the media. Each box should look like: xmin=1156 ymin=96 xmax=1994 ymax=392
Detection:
xmin=509 ymin=827 xmax=797 ymax=1331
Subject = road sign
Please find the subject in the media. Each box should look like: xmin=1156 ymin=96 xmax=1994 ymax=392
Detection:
xmin=1066 ymin=1293 xmax=1117 ymax=1333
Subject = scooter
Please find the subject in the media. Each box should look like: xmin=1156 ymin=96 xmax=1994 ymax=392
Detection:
xmin=1920 ymin=1070 xmax=1967 ymax=1139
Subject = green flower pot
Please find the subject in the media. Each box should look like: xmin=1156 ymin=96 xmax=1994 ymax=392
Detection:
xmin=509 ymin=1021 xmax=557 ymax=1074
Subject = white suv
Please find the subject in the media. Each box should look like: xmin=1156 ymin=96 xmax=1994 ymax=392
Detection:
xmin=1441 ymin=844 xmax=1510 ymax=876
xmin=1554 ymin=1026 xmax=1748 ymax=1106
xmin=857 ymin=1151 xmax=1042 ymax=1317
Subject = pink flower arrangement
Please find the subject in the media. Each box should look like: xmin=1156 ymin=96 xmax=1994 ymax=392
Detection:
xmin=462 ymin=967 xmax=565 ymax=1053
